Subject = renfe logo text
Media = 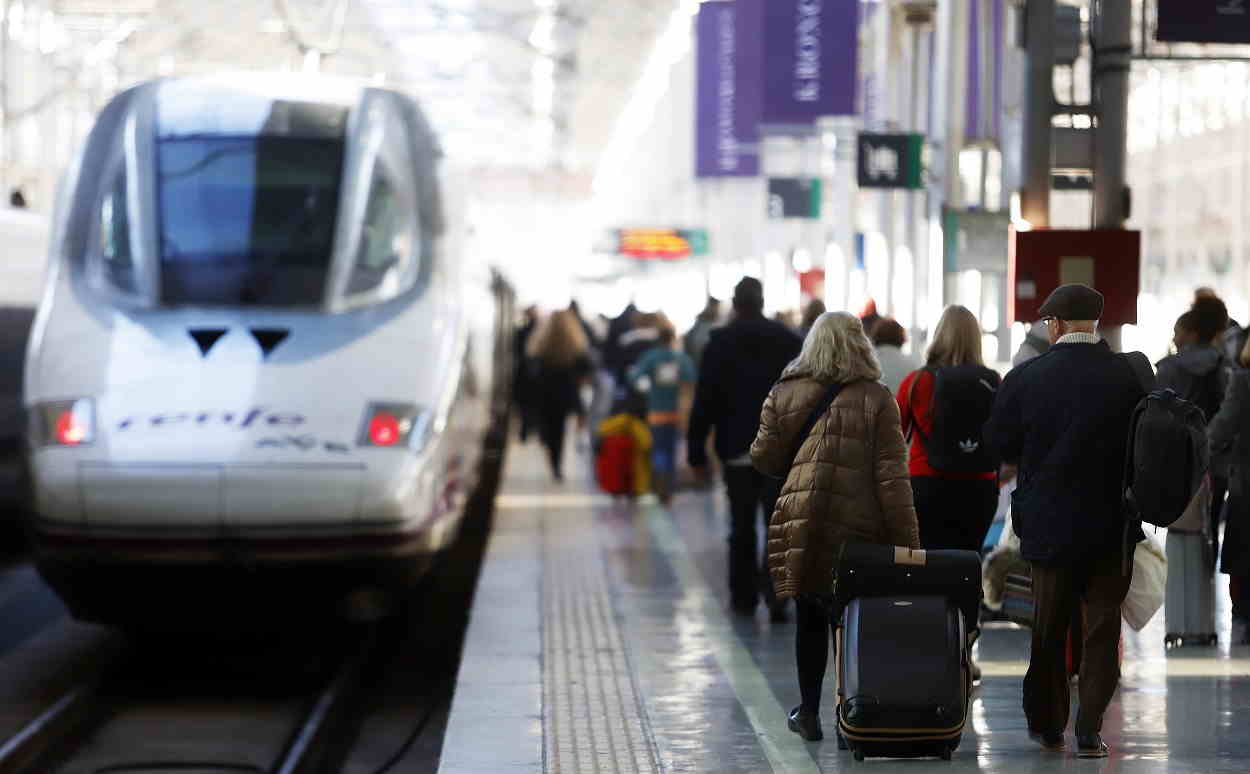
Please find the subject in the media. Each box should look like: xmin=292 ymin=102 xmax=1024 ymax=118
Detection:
xmin=117 ymin=408 xmax=305 ymax=431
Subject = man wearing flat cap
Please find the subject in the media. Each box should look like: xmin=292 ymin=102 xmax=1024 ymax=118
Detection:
xmin=984 ymin=283 xmax=1146 ymax=759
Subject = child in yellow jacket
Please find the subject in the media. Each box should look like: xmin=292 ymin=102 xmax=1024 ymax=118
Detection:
xmin=595 ymin=395 xmax=652 ymax=497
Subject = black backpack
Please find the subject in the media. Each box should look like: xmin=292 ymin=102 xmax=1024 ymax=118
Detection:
xmin=1123 ymin=386 xmax=1209 ymax=529
xmin=906 ymin=365 xmax=1000 ymax=473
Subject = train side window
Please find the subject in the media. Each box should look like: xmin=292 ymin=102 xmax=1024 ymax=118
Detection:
xmin=347 ymin=170 xmax=414 ymax=296
xmin=97 ymin=167 xmax=136 ymax=294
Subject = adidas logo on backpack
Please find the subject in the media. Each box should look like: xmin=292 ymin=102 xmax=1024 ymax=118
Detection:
xmin=905 ymin=365 xmax=1000 ymax=473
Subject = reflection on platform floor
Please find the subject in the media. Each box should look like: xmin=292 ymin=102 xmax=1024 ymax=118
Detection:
xmin=441 ymin=440 xmax=1250 ymax=773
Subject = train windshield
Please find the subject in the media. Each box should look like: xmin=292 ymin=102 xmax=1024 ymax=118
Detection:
xmin=155 ymin=96 xmax=349 ymax=307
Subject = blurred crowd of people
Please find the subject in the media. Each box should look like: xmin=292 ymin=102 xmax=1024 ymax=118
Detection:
xmin=510 ymin=274 xmax=1250 ymax=756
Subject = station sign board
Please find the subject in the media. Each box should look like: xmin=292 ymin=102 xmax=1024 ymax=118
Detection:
xmin=613 ymin=229 xmax=710 ymax=260
xmin=768 ymin=178 xmax=823 ymax=219
xmin=695 ymin=2 xmax=760 ymax=177
xmin=857 ymin=133 xmax=924 ymax=189
xmin=736 ymin=0 xmax=859 ymax=127
xmin=1156 ymin=2 xmax=1250 ymax=45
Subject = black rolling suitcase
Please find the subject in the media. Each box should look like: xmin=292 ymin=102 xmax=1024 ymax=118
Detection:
xmin=832 ymin=545 xmax=981 ymax=761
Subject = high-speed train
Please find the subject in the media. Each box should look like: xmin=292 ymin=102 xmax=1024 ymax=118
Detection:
xmin=22 ymin=75 xmax=513 ymax=624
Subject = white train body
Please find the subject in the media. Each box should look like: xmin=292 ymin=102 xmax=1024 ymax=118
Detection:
xmin=23 ymin=76 xmax=508 ymax=618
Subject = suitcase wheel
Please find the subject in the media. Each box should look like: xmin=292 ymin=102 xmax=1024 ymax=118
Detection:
xmin=1167 ymin=633 xmax=1219 ymax=649
xmin=940 ymin=746 xmax=953 ymax=761
xmin=853 ymin=749 xmax=865 ymax=762
xmin=836 ymin=731 xmax=848 ymax=751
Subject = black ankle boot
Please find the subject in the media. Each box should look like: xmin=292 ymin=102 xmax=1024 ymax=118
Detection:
xmin=1076 ymin=733 xmax=1109 ymax=758
xmin=787 ymin=706 xmax=823 ymax=741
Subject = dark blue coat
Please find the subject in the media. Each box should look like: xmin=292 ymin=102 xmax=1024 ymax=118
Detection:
xmin=1208 ymin=369 xmax=1250 ymax=576
xmin=687 ymin=316 xmax=802 ymax=468
xmin=984 ymin=341 xmax=1146 ymax=564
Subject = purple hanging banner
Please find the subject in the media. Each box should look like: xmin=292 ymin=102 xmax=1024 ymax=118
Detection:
xmin=755 ymin=0 xmax=859 ymax=126
xmin=695 ymin=2 xmax=760 ymax=177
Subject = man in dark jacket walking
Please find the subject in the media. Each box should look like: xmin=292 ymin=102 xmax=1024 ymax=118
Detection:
xmin=984 ymin=284 xmax=1145 ymax=759
xmin=689 ymin=277 xmax=802 ymax=619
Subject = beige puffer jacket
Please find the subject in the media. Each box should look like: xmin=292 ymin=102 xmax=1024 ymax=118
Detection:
xmin=751 ymin=373 xmax=920 ymax=600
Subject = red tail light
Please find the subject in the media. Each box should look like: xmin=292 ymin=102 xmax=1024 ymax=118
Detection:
xmin=55 ymin=410 xmax=88 ymax=445
xmin=37 ymin=399 xmax=96 ymax=447
xmin=358 ymin=403 xmax=427 ymax=449
xmin=368 ymin=412 xmax=401 ymax=446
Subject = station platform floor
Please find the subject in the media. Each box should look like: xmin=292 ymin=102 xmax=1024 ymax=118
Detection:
xmin=438 ymin=440 xmax=1250 ymax=773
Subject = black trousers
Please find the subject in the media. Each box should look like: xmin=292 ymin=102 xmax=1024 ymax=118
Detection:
xmin=723 ymin=465 xmax=781 ymax=609
xmin=796 ymin=596 xmax=837 ymax=715
xmin=537 ymin=408 xmax=567 ymax=478
xmin=910 ymin=476 xmax=999 ymax=552
xmin=1231 ymin=576 xmax=1250 ymax=620
xmin=1024 ymin=542 xmax=1134 ymax=737
xmin=1211 ymin=476 xmax=1228 ymax=560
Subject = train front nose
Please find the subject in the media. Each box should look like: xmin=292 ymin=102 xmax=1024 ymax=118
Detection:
xmin=29 ymin=398 xmax=395 ymax=530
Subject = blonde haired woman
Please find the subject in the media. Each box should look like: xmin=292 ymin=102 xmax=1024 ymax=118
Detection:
xmin=527 ymin=308 xmax=593 ymax=481
xmin=896 ymin=305 xmax=1001 ymax=552
xmin=751 ymin=311 xmax=920 ymax=741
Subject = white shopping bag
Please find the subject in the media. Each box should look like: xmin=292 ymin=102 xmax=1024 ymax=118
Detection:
xmin=1122 ymin=536 xmax=1167 ymax=631
xmin=996 ymin=481 xmax=1020 ymax=553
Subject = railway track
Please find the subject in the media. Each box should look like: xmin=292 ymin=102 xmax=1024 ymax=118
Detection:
xmin=0 ymin=431 xmax=506 ymax=774
xmin=0 ymin=623 xmax=380 ymax=774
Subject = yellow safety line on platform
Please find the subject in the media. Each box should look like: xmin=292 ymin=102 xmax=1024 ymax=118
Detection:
xmin=643 ymin=504 xmax=822 ymax=774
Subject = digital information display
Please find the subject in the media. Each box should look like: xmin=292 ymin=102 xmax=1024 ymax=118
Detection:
xmin=615 ymin=229 xmax=710 ymax=260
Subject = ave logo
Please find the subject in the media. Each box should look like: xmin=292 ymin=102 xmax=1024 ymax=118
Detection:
xmin=256 ymin=435 xmax=351 ymax=454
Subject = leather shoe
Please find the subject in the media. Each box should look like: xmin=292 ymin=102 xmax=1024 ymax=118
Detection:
xmin=788 ymin=706 xmax=823 ymax=741
xmin=1028 ymin=730 xmax=1064 ymax=752
xmin=1077 ymin=734 xmax=1109 ymax=758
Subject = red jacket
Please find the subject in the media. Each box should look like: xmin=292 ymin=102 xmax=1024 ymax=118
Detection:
xmin=897 ymin=369 xmax=997 ymax=481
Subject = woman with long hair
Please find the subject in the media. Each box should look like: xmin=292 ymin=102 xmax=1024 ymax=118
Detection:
xmin=896 ymin=305 xmax=1001 ymax=551
xmin=751 ymin=311 xmax=920 ymax=741
xmin=527 ymin=308 xmax=592 ymax=480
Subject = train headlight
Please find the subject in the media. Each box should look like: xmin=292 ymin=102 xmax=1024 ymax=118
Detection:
xmin=34 ymin=399 xmax=96 ymax=446
xmin=357 ymin=403 xmax=430 ymax=450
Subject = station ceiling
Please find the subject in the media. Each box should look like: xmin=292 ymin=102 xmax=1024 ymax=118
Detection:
xmin=33 ymin=0 xmax=674 ymax=173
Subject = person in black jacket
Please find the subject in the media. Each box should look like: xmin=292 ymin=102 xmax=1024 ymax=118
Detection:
xmin=688 ymin=277 xmax=802 ymax=619
xmin=1158 ymin=308 xmax=1229 ymax=558
xmin=1207 ymin=337 xmax=1250 ymax=644
xmin=1157 ymin=310 xmax=1227 ymax=419
xmin=983 ymin=284 xmax=1145 ymax=760
xmin=512 ymin=306 xmax=540 ymax=442
xmin=603 ymin=302 xmax=638 ymax=381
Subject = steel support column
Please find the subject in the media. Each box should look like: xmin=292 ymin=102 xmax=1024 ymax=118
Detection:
xmin=1092 ymin=0 xmax=1132 ymax=229
xmin=1020 ymin=0 xmax=1055 ymax=228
